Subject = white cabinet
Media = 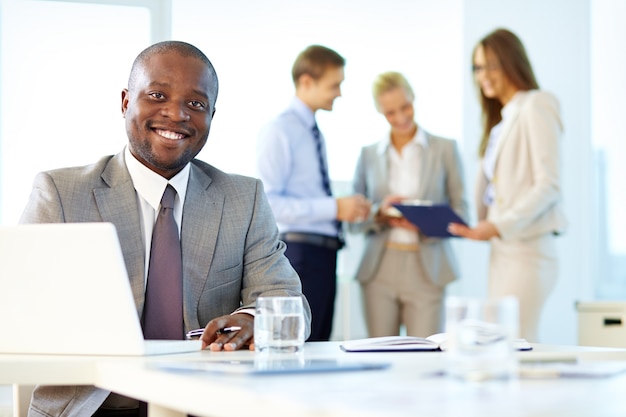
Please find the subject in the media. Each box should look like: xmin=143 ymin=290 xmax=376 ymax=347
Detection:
xmin=577 ymin=301 xmax=626 ymax=347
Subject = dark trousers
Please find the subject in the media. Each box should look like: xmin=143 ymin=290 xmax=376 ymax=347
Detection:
xmin=284 ymin=241 xmax=337 ymax=341
xmin=93 ymin=408 xmax=139 ymax=417
xmin=92 ymin=406 xmax=196 ymax=417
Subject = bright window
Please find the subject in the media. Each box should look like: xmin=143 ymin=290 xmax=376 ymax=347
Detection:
xmin=591 ymin=0 xmax=626 ymax=298
xmin=0 ymin=0 xmax=151 ymax=224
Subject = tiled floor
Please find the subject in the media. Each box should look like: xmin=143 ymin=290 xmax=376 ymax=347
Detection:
xmin=0 ymin=385 xmax=12 ymax=417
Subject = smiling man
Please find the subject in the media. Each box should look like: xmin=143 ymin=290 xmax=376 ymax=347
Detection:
xmin=122 ymin=42 xmax=217 ymax=180
xmin=20 ymin=40 xmax=310 ymax=417
xmin=256 ymin=45 xmax=370 ymax=342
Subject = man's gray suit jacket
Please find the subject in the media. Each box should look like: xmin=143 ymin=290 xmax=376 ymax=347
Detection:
xmin=20 ymin=151 xmax=310 ymax=417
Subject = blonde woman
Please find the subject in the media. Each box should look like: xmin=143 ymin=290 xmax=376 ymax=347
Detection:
xmin=350 ymin=72 xmax=467 ymax=337
xmin=449 ymin=29 xmax=567 ymax=341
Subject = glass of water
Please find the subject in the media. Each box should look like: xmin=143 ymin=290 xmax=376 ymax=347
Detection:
xmin=445 ymin=296 xmax=519 ymax=382
xmin=254 ymin=296 xmax=305 ymax=353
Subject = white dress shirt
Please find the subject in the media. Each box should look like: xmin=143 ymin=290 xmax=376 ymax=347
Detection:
xmin=482 ymin=91 xmax=524 ymax=206
xmin=124 ymin=146 xmax=190 ymax=284
xmin=387 ymin=128 xmax=428 ymax=245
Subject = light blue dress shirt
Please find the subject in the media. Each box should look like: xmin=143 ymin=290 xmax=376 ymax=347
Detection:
xmin=256 ymin=97 xmax=338 ymax=237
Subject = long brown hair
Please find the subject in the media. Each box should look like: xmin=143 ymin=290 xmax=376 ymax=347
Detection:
xmin=473 ymin=29 xmax=539 ymax=157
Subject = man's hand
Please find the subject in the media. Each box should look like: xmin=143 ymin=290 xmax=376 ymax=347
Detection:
xmin=200 ymin=313 xmax=254 ymax=351
xmin=447 ymin=220 xmax=500 ymax=241
xmin=336 ymin=194 xmax=371 ymax=222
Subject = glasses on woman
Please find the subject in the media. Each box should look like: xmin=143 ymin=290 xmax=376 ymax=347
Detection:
xmin=472 ymin=63 xmax=501 ymax=74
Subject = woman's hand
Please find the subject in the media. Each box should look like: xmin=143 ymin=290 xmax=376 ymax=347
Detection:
xmin=447 ymin=220 xmax=500 ymax=241
xmin=375 ymin=195 xmax=418 ymax=231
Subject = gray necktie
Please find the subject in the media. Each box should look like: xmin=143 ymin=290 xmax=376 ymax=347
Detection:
xmin=142 ymin=184 xmax=184 ymax=340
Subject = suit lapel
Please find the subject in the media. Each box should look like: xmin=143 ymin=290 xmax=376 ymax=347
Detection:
xmin=93 ymin=152 xmax=146 ymax=316
xmin=374 ymin=140 xmax=390 ymax=200
xmin=93 ymin=155 xmax=221 ymax=329
xmin=416 ymin=132 xmax=432 ymax=199
xmin=180 ymin=164 xmax=222 ymax=330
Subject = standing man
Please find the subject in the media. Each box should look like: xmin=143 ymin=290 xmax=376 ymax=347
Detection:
xmin=21 ymin=40 xmax=310 ymax=417
xmin=256 ymin=45 xmax=370 ymax=341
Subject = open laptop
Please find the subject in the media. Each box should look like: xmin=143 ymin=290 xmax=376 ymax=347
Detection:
xmin=0 ymin=222 xmax=201 ymax=356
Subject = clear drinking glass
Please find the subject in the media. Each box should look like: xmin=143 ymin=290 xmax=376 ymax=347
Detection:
xmin=445 ymin=296 xmax=520 ymax=382
xmin=254 ymin=296 xmax=305 ymax=353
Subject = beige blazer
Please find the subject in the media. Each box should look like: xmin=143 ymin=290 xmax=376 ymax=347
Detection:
xmin=21 ymin=151 xmax=309 ymax=417
xmin=476 ymin=90 xmax=567 ymax=240
xmin=349 ymin=131 xmax=468 ymax=286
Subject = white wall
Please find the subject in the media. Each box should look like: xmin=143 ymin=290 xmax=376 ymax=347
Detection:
xmin=171 ymin=0 xmax=464 ymax=181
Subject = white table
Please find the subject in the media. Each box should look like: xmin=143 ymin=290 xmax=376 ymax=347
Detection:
xmin=4 ymin=342 xmax=626 ymax=417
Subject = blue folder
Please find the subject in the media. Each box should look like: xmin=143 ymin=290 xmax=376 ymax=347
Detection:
xmin=392 ymin=204 xmax=467 ymax=238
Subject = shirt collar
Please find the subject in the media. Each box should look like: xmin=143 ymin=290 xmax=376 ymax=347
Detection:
xmin=124 ymin=146 xmax=190 ymax=211
xmin=290 ymin=96 xmax=317 ymax=130
xmin=501 ymin=90 xmax=527 ymax=120
xmin=414 ymin=127 xmax=428 ymax=148
xmin=377 ymin=126 xmax=428 ymax=155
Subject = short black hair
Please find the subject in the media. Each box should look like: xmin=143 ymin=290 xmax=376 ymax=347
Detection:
xmin=128 ymin=40 xmax=219 ymax=105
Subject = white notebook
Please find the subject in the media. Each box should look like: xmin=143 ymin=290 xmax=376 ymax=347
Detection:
xmin=0 ymin=223 xmax=201 ymax=356
xmin=340 ymin=333 xmax=532 ymax=352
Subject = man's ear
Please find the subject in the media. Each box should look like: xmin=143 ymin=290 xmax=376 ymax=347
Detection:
xmin=297 ymin=73 xmax=314 ymax=90
xmin=121 ymin=89 xmax=129 ymax=117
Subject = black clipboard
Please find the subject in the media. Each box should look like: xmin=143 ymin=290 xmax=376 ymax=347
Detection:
xmin=392 ymin=204 xmax=467 ymax=238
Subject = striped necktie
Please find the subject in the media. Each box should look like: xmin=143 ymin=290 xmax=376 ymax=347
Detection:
xmin=312 ymin=123 xmax=344 ymax=246
xmin=312 ymin=123 xmax=332 ymax=196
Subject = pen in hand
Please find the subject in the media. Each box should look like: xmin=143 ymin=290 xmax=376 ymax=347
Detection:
xmin=216 ymin=326 xmax=242 ymax=335
xmin=186 ymin=326 xmax=242 ymax=339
